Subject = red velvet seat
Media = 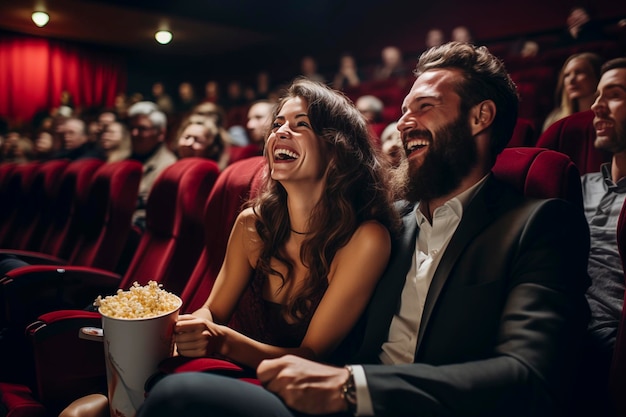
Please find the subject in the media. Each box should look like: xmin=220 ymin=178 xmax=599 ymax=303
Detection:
xmin=7 ymin=159 xmax=71 ymax=252
xmin=492 ymin=146 xmax=583 ymax=208
xmin=0 ymin=159 xmax=105 ymax=263
xmin=536 ymin=109 xmax=611 ymax=175
xmin=506 ymin=118 xmax=537 ymax=148
xmin=0 ymin=158 xmax=230 ymax=416
xmin=0 ymin=161 xmax=41 ymax=249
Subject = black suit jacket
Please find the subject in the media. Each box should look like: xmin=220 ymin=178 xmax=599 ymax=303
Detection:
xmin=351 ymin=176 xmax=591 ymax=417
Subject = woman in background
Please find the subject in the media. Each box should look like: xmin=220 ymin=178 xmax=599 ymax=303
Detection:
xmin=542 ymin=52 xmax=602 ymax=132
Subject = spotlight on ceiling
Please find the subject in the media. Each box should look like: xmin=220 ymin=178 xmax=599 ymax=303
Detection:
xmin=32 ymin=11 xmax=50 ymax=27
xmin=155 ymin=30 xmax=173 ymax=45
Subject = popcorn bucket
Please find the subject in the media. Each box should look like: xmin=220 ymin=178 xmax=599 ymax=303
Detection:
xmin=99 ymin=295 xmax=182 ymax=417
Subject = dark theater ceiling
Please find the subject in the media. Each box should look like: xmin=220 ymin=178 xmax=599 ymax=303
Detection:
xmin=0 ymin=0 xmax=392 ymax=57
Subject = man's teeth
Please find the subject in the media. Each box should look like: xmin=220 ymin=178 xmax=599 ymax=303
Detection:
xmin=274 ymin=149 xmax=300 ymax=160
xmin=405 ymin=139 xmax=428 ymax=153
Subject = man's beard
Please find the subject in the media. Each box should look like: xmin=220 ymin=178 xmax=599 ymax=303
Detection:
xmin=400 ymin=113 xmax=478 ymax=203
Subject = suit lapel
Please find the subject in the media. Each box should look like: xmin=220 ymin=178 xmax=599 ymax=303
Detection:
xmin=354 ymin=203 xmax=418 ymax=362
xmin=415 ymin=177 xmax=500 ymax=356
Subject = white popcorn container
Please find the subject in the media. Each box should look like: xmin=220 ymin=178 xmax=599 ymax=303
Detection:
xmin=99 ymin=295 xmax=182 ymax=417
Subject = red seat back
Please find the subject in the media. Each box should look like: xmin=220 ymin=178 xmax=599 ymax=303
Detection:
xmin=536 ymin=110 xmax=611 ymax=175
xmin=180 ymin=156 xmax=266 ymax=312
xmin=0 ymin=161 xmax=41 ymax=248
xmin=38 ymin=158 xmax=105 ymax=259
xmin=14 ymin=159 xmax=71 ymax=252
xmin=492 ymin=147 xmax=583 ymax=208
xmin=68 ymin=160 xmax=142 ymax=272
xmin=507 ymin=118 xmax=537 ymax=148
xmin=120 ymin=157 xmax=220 ymax=296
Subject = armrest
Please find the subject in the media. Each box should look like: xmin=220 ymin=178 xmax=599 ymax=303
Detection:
xmin=0 ymin=249 xmax=66 ymax=266
xmin=0 ymin=265 xmax=122 ymax=331
xmin=27 ymin=310 xmax=107 ymax=411
xmin=146 ymin=356 xmax=259 ymax=392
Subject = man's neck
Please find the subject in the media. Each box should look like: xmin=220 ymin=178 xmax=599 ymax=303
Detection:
xmin=612 ymin=152 xmax=626 ymax=183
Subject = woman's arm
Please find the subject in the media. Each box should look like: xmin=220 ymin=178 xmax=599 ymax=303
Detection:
xmin=174 ymin=208 xmax=257 ymax=357
xmin=213 ymin=221 xmax=392 ymax=368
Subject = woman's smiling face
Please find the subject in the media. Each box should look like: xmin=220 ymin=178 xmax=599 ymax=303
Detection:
xmin=266 ymin=96 xmax=329 ymax=185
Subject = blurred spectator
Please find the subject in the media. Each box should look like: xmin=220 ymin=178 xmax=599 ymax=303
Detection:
xmin=127 ymin=101 xmax=178 ymax=230
xmin=224 ymin=80 xmax=247 ymax=109
xmin=300 ymin=55 xmax=326 ymax=83
xmin=32 ymin=129 xmax=56 ymax=160
xmin=379 ymin=121 xmax=403 ymax=169
xmin=425 ymin=28 xmax=445 ymax=49
xmin=356 ymin=95 xmax=385 ymax=147
xmin=100 ymin=121 xmax=132 ymax=163
xmin=177 ymin=82 xmax=198 ymax=113
xmin=151 ymin=82 xmax=175 ymax=114
xmin=202 ymin=80 xmax=221 ymax=105
xmin=356 ymin=95 xmax=384 ymax=124
xmin=255 ymin=71 xmax=272 ymax=100
xmin=332 ymin=52 xmax=361 ymax=91
xmin=557 ymin=6 xmax=607 ymax=47
xmin=1 ymin=131 xmax=33 ymax=163
xmin=542 ymin=52 xmax=603 ymax=132
xmin=176 ymin=115 xmax=227 ymax=170
xmin=373 ymin=45 xmax=408 ymax=81
xmin=52 ymin=117 xmax=104 ymax=160
xmin=191 ymin=101 xmax=234 ymax=161
xmin=114 ymin=92 xmax=129 ymax=120
xmin=228 ymin=100 xmax=274 ymax=165
xmin=451 ymin=25 xmax=474 ymax=43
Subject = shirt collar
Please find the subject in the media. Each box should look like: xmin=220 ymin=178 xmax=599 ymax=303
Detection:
xmin=415 ymin=173 xmax=491 ymax=226
xmin=600 ymin=163 xmax=626 ymax=193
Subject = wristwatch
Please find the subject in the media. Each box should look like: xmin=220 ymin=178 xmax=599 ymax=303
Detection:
xmin=341 ymin=365 xmax=357 ymax=414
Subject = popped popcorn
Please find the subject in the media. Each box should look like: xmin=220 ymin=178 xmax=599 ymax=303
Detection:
xmin=94 ymin=281 xmax=181 ymax=319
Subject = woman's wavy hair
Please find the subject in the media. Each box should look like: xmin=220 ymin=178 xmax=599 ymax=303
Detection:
xmin=250 ymin=77 xmax=398 ymax=322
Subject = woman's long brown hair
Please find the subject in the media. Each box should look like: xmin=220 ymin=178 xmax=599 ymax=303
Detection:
xmin=250 ymin=78 xmax=398 ymax=323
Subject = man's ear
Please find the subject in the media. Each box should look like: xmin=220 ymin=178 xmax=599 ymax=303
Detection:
xmin=470 ymin=100 xmax=496 ymax=136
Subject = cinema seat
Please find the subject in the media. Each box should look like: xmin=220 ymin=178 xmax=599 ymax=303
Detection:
xmin=0 ymin=157 xmax=264 ymax=417
xmin=536 ymin=110 xmax=611 ymax=175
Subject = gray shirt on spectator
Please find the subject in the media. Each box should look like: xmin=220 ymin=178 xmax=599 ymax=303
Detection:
xmin=582 ymin=163 xmax=626 ymax=345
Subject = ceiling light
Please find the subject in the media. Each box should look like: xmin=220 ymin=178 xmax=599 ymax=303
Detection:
xmin=32 ymin=11 xmax=49 ymax=27
xmin=155 ymin=30 xmax=173 ymax=45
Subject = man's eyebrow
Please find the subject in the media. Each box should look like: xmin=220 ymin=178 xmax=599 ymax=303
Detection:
xmin=601 ymin=84 xmax=626 ymax=94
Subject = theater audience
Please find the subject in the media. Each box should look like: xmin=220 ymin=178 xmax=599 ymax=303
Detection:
xmin=574 ymin=57 xmax=626 ymax=417
xmin=542 ymin=52 xmax=603 ymax=132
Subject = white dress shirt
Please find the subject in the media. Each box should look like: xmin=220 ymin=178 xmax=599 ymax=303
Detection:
xmin=352 ymin=175 xmax=489 ymax=415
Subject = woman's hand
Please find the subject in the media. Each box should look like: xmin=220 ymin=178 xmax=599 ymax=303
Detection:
xmin=173 ymin=314 xmax=227 ymax=358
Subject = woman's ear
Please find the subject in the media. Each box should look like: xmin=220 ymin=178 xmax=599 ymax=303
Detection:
xmin=470 ymin=100 xmax=496 ymax=136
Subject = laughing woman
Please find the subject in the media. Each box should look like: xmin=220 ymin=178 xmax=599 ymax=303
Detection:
xmin=174 ymin=77 xmax=398 ymax=368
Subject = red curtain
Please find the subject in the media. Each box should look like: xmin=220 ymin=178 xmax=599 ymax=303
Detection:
xmin=0 ymin=34 xmax=127 ymax=128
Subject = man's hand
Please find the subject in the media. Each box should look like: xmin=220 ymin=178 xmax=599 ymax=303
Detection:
xmin=257 ymin=355 xmax=350 ymax=415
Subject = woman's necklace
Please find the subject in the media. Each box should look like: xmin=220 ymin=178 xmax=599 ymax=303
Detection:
xmin=290 ymin=229 xmax=309 ymax=235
